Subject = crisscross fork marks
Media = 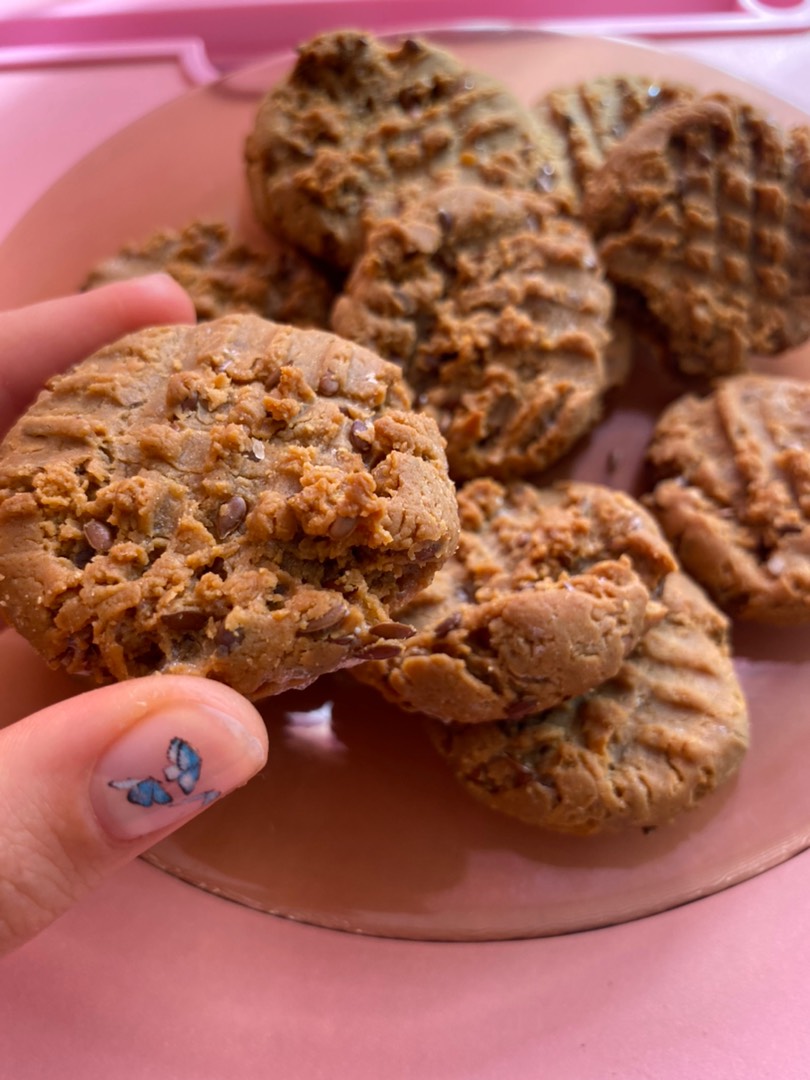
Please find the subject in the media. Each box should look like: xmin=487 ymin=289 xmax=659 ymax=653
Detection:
xmin=532 ymin=75 xmax=696 ymax=210
xmin=584 ymin=94 xmax=810 ymax=374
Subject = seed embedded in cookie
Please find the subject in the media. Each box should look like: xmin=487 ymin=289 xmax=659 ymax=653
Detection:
xmin=646 ymin=373 xmax=810 ymax=624
xmin=583 ymin=93 xmax=810 ymax=375
xmin=353 ymin=478 xmax=677 ymax=724
xmin=429 ymin=572 xmax=749 ymax=834
xmin=532 ymin=74 xmax=696 ymax=213
xmin=245 ymin=31 xmax=564 ymax=270
xmin=83 ymin=220 xmax=336 ymax=329
xmin=332 ymin=184 xmax=614 ymax=479
xmin=0 ymin=314 xmax=459 ymax=698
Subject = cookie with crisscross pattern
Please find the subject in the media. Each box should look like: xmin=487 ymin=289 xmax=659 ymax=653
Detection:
xmin=532 ymin=73 xmax=696 ymax=211
xmin=245 ymin=31 xmax=563 ymax=270
xmin=584 ymin=94 xmax=810 ymax=375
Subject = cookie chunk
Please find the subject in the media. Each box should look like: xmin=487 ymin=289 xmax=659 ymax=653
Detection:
xmin=332 ymin=185 xmax=613 ymax=479
xmin=647 ymin=374 xmax=810 ymax=623
xmin=0 ymin=315 xmax=459 ymax=698
xmin=533 ymin=74 xmax=695 ymax=211
xmin=353 ymin=479 xmax=677 ymax=724
xmin=429 ymin=572 xmax=749 ymax=834
xmin=84 ymin=220 xmax=335 ymax=328
xmin=583 ymin=94 xmax=810 ymax=375
xmin=245 ymin=31 xmax=561 ymax=270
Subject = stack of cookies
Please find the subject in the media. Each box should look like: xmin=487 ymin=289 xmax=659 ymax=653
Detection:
xmin=4 ymin=30 xmax=810 ymax=837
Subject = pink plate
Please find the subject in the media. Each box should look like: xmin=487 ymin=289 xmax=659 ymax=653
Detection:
xmin=2 ymin=26 xmax=810 ymax=1077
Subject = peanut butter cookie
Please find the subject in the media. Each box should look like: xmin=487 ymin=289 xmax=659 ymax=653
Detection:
xmin=0 ymin=315 xmax=459 ymax=698
xmin=84 ymin=220 xmax=335 ymax=328
xmin=647 ymin=373 xmax=810 ymax=623
xmin=353 ymin=478 xmax=677 ymax=724
xmin=533 ymin=74 xmax=696 ymax=212
xmin=245 ymin=31 xmax=562 ymax=270
xmin=331 ymin=184 xmax=613 ymax=479
xmin=429 ymin=572 xmax=749 ymax=834
xmin=583 ymin=94 xmax=810 ymax=375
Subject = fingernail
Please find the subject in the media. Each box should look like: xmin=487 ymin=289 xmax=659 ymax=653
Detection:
xmin=90 ymin=705 xmax=266 ymax=841
xmin=132 ymin=272 xmax=181 ymax=294
xmin=128 ymin=273 xmax=196 ymax=323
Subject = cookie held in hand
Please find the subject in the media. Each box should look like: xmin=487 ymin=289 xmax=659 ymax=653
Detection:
xmin=0 ymin=315 xmax=459 ymax=698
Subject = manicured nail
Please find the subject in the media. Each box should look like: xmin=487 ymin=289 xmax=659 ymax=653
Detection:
xmin=90 ymin=705 xmax=266 ymax=841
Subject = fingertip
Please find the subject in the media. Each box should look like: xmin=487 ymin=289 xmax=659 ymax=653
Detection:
xmin=88 ymin=676 xmax=269 ymax=842
xmin=127 ymin=273 xmax=198 ymax=325
xmin=96 ymin=273 xmax=197 ymax=331
xmin=0 ymin=673 xmax=269 ymax=952
xmin=146 ymin=674 xmax=270 ymax=764
xmin=44 ymin=672 xmax=270 ymax=767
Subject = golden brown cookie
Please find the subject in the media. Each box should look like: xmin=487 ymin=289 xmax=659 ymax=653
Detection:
xmin=533 ymin=74 xmax=696 ymax=211
xmin=0 ymin=315 xmax=459 ymax=698
xmin=83 ymin=220 xmax=335 ymax=328
xmin=429 ymin=572 xmax=749 ymax=834
xmin=353 ymin=479 xmax=677 ymax=724
xmin=583 ymin=93 xmax=810 ymax=375
xmin=646 ymin=373 xmax=810 ymax=623
xmin=331 ymin=185 xmax=613 ymax=480
xmin=245 ymin=31 xmax=562 ymax=270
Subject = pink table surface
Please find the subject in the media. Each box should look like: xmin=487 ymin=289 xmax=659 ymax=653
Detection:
xmin=2 ymin=849 xmax=809 ymax=1079
xmin=1 ymin=10 xmax=810 ymax=1079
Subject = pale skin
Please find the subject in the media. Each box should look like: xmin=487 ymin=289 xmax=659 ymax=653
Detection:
xmin=0 ymin=276 xmax=269 ymax=956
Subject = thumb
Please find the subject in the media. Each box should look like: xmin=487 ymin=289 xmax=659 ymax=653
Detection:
xmin=0 ymin=674 xmax=267 ymax=956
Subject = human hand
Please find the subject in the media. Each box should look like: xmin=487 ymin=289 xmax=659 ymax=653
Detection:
xmin=0 ymin=277 xmax=268 ymax=956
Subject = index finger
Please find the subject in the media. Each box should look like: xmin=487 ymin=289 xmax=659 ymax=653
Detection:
xmin=0 ymin=275 xmax=196 ymax=438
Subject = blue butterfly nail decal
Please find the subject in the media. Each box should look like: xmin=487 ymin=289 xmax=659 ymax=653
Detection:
xmin=108 ymin=737 xmax=221 ymax=810
xmin=164 ymin=737 xmax=202 ymax=795
xmin=109 ymin=776 xmax=173 ymax=807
